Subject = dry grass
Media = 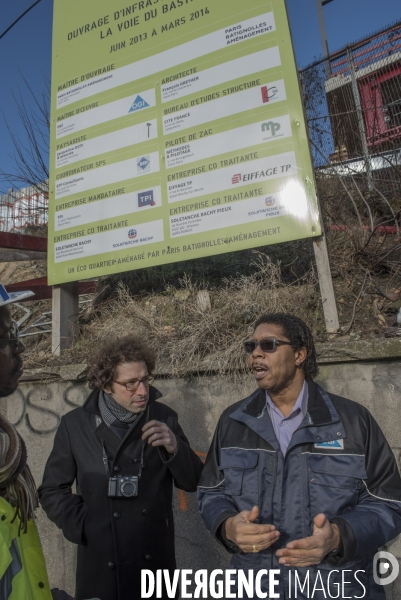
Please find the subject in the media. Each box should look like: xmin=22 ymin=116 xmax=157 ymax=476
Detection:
xmin=0 ymin=260 xmax=47 ymax=284
xmin=20 ymin=253 xmax=320 ymax=377
xmin=77 ymin=253 xmax=319 ymax=377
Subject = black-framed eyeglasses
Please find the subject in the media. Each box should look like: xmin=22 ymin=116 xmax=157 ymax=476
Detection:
xmin=113 ymin=375 xmax=154 ymax=391
xmin=0 ymin=321 xmax=20 ymax=347
xmin=243 ymin=338 xmax=292 ymax=354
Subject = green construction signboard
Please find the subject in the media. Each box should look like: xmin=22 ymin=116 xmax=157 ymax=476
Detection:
xmin=48 ymin=0 xmax=321 ymax=285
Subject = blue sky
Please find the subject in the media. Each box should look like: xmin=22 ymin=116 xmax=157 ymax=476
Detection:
xmin=0 ymin=0 xmax=400 ymax=192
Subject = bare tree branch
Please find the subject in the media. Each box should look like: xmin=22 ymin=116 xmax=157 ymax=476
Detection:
xmin=0 ymin=74 xmax=49 ymax=196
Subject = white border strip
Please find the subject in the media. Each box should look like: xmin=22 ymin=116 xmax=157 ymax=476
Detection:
xmin=197 ymin=479 xmax=226 ymax=490
xmin=363 ymin=480 xmax=401 ymax=504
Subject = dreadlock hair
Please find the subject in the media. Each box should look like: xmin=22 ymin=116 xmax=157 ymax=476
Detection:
xmin=253 ymin=313 xmax=318 ymax=379
xmin=0 ymin=415 xmax=38 ymax=534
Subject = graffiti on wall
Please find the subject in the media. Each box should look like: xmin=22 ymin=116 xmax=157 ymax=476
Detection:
xmin=9 ymin=384 xmax=87 ymax=435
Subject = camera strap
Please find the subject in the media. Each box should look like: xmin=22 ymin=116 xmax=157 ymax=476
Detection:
xmin=102 ymin=440 xmax=146 ymax=479
xmin=102 ymin=406 xmax=149 ymax=480
xmin=102 ymin=441 xmax=111 ymax=478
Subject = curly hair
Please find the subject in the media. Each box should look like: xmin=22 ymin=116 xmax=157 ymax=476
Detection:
xmin=253 ymin=313 xmax=318 ymax=380
xmin=87 ymin=335 xmax=156 ymax=390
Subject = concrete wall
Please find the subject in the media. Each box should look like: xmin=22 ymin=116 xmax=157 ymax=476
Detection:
xmin=3 ymin=355 xmax=401 ymax=598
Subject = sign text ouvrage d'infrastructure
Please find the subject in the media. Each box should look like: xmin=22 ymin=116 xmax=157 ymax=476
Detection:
xmin=48 ymin=0 xmax=321 ymax=284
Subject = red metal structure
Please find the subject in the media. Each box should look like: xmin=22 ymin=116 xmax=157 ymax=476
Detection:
xmin=0 ymin=186 xmax=48 ymax=233
xmin=0 ymin=231 xmax=47 ymax=252
xmin=325 ymin=21 xmax=401 ymax=157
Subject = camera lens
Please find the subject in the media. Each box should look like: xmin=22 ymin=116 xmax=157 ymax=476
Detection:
xmin=121 ymin=480 xmax=137 ymax=497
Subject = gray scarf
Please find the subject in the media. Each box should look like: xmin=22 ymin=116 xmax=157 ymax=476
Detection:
xmin=98 ymin=389 xmax=139 ymax=427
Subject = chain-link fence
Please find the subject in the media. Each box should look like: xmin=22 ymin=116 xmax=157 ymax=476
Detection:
xmin=300 ymin=21 xmax=401 ymax=229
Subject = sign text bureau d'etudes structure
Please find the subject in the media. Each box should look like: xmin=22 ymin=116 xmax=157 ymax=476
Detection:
xmin=49 ymin=0 xmax=322 ymax=286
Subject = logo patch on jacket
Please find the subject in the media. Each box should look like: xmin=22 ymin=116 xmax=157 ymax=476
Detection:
xmin=314 ymin=439 xmax=344 ymax=449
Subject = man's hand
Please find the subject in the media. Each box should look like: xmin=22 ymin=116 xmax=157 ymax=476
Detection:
xmin=276 ymin=513 xmax=341 ymax=567
xmin=142 ymin=420 xmax=178 ymax=454
xmin=224 ymin=506 xmax=280 ymax=553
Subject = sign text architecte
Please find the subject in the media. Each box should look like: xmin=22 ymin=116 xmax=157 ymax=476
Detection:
xmin=48 ymin=0 xmax=321 ymax=284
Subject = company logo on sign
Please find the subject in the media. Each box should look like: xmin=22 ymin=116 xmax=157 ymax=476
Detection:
xmin=232 ymin=173 xmax=242 ymax=184
xmin=261 ymin=86 xmax=279 ymax=103
xmin=129 ymin=95 xmax=150 ymax=113
xmin=314 ymin=439 xmax=344 ymax=449
xmin=265 ymin=196 xmax=276 ymax=207
xmin=128 ymin=229 xmax=137 ymax=239
xmin=138 ymin=190 xmax=155 ymax=207
xmin=262 ymin=121 xmax=281 ymax=137
xmin=137 ymin=156 xmax=150 ymax=173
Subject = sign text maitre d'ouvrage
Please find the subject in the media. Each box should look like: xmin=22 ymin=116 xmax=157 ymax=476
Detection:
xmin=48 ymin=0 xmax=321 ymax=284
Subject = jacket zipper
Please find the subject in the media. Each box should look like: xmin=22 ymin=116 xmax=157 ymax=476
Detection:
xmin=270 ymin=452 xmax=278 ymax=571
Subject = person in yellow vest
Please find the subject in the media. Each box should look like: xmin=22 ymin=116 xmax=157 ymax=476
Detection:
xmin=0 ymin=284 xmax=83 ymax=600
xmin=0 ymin=415 xmax=53 ymax=599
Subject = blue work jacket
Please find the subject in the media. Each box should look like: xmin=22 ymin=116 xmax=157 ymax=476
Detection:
xmin=198 ymin=379 xmax=401 ymax=599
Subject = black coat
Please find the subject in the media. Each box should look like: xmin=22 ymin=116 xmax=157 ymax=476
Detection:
xmin=38 ymin=387 xmax=203 ymax=600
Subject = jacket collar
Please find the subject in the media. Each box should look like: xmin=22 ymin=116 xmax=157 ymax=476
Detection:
xmin=229 ymin=387 xmax=280 ymax=451
xmin=305 ymin=379 xmax=335 ymax=425
xmin=82 ymin=385 xmax=163 ymax=415
xmin=229 ymin=379 xmax=345 ymax=450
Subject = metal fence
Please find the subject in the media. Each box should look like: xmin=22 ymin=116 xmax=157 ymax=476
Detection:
xmin=300 ymin=20 xmax=401 ymax=224
xmin=2 ymin=24 xmax=400 ymax=235
xmin=0 ymin=185 xmax=48 ymax=233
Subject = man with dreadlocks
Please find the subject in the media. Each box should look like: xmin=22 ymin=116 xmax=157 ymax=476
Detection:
xmin=0 ymin=288 xmax=53 ymax=599
xmin=0 ymin=287 xmax=97 ymax=600
xmin=198 ymin=313 xmax=401 ymax=599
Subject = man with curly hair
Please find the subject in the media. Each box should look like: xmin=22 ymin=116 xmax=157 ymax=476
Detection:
xmin=39 ymin=335 xmax=203 ymax=600
xmin=198 ymin=313 xmax=401 ymax=599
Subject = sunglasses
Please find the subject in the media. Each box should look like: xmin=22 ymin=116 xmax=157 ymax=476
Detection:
xmin=243 ymin=338 xmax=292 ymax=354
xmin=0 ymin=321 xmax=20 ymax=347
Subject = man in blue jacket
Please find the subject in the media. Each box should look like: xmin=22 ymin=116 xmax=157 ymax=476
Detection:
xmin=198 ymin=313 xmax=401 ymax=599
